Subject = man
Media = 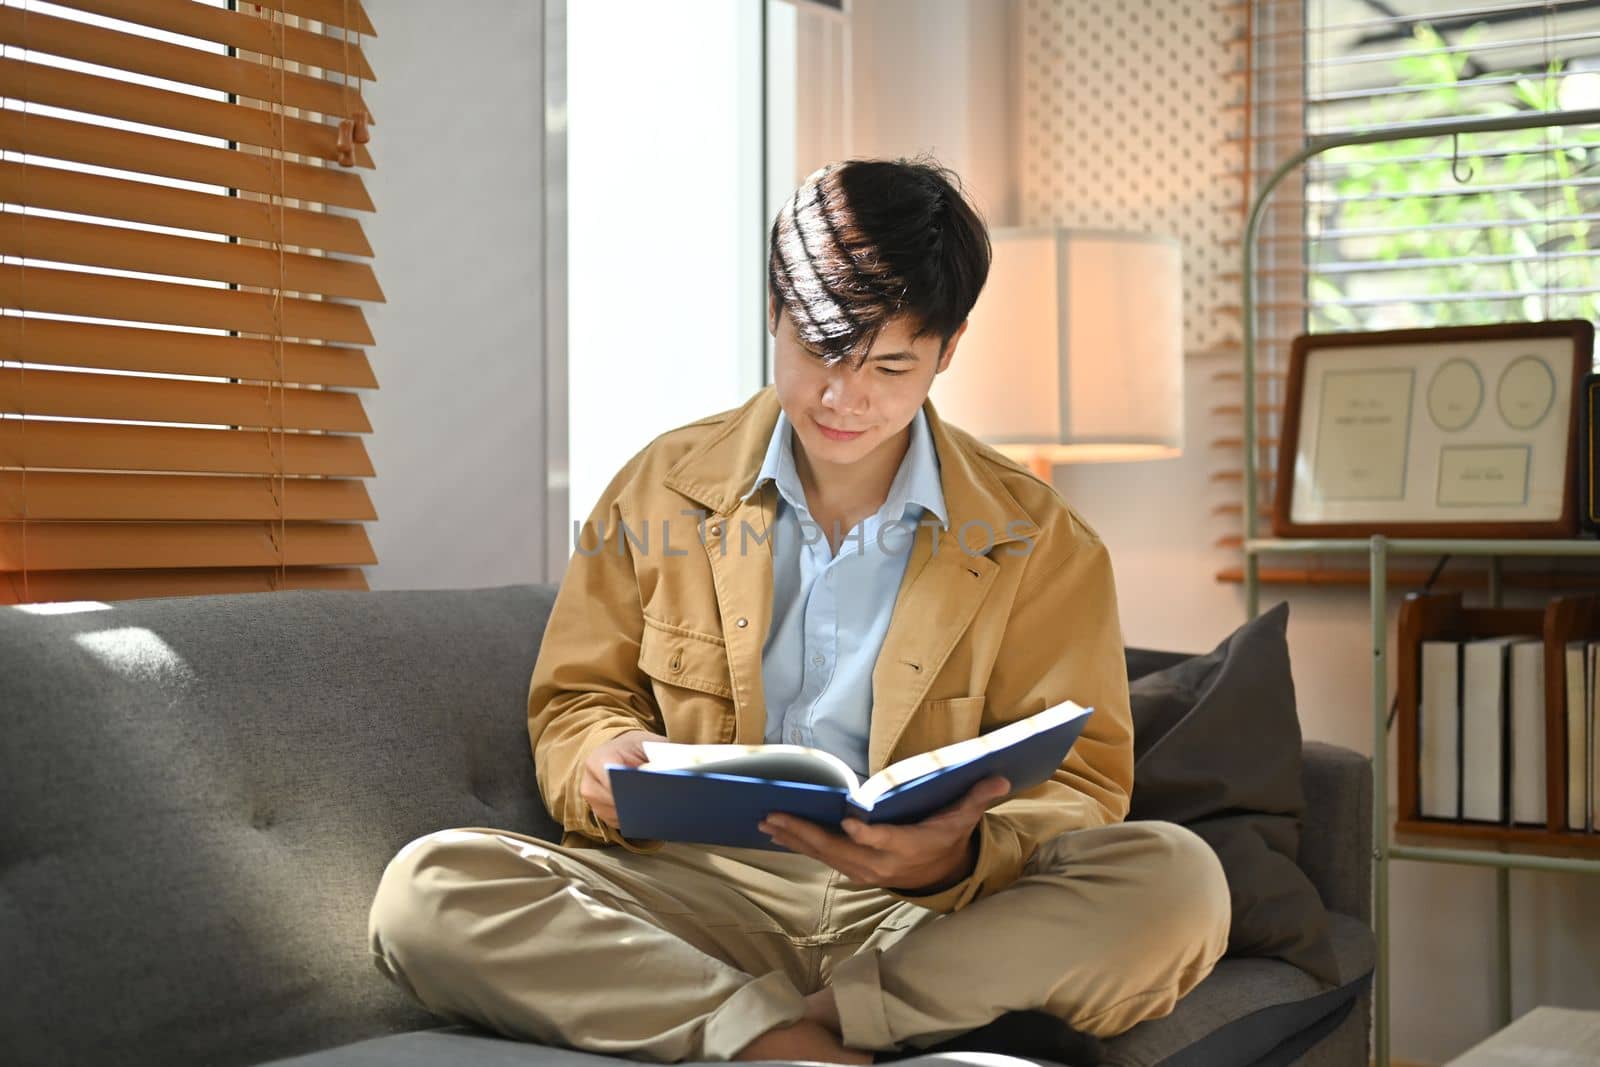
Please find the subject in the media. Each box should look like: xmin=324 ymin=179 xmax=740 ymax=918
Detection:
xmin=368 ymin=158 xmax=1230 ymax=1065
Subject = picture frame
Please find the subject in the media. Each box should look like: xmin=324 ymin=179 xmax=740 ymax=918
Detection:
xmin=1272 ymin=320 xmax=1592 ymax=539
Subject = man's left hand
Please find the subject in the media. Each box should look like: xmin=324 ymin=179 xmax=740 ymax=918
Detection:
xmin=758 ymin=775 xmax=1011 ymax=893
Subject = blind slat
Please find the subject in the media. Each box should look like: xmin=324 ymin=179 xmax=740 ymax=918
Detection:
xmin=1211 ymin=436 xmax=1282 ymax=448
xmin=0 ymin=6 xmax=374 ymax=122
xmin=1 ymin=368 xmax=372 ymax=434
xmin=46 ymin=0 xmax=377 ymax=81
xmin=0 ymin=111 xmax=374 ymax=210
xmin=0 ymin=565 xmax=366 ymax=605
xmin=1231 ymin=249 xmax=1600 ymax=277
xmin=1212 ymin=503 xmax=1278 ymax=518
xmin=1212 ymin=369 xmax=1288 ymax=382
xmin=1 ymin=471 xmax=375 ymax=521
xmin=1313 ymin=176 xmax=1600 ymax=204
xmin=0 ymin=58 xmax=375 ymax=168
xmin=0 ymin=213 xmax=385 ymax=302
xmin=238 ymin=0 xmax=377 ymax=38
xmin=1227 ymin=141 xmax=1600 ymax=176
xmin=0 ymin=521 xmax=376 ymax=569
xmin=1230 ymin=211 xmax=1600 ymax=243
xmin=1243 ymin=66 xmax=1600 ymax=103
xmin=0 ymin=318 xmax=377 ymax=389
xmin=0 ymin=264 xmax=375 ymax=345
xmin=0 ymin=162 xmax=372 ymax=256
xmin=1241 ymin=0 xmax=1600 ymax=40
xmin=0 ymin=420 xmax=373 ymax=477
xmin=1250 ymin=28 xmax=1600 ymax=78
xmin=1226 ymin=286 xmax=1600 ymax=311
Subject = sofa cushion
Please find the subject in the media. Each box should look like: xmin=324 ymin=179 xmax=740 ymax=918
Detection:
xmin=1126 ymin=602 xmax=1341 ymax=987
xmin=1099 ymin=911 xmax=1373 ymax=1066
xmin=0 ymin=586 xmax=566 ymax=1067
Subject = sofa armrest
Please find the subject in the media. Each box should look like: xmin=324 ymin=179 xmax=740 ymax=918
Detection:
xmin=1298 ymin=741 xmax=1372 ymax=923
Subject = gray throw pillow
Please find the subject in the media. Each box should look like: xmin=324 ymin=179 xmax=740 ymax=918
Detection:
xmin=1126 ymin=601 xmax=1341 ymax=987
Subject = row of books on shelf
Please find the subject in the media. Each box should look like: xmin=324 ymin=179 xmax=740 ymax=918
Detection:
xmin=1417 ymin=635 xmax=1596 ymax=830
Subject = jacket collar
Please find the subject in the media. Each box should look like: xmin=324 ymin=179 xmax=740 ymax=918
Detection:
xmin=663 ymin=385 xmax=1038 ymax=547
xmin=738 ymin=406 xmax=949 ymax=530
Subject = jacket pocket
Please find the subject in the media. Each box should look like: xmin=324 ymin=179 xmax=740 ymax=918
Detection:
xmin=637 ymin=616 xmax=737 ymax=745
xmin=637 ymin=615 xmax=733 ymax=697
xmin=915 ymin=694 xmax=986 ymax=749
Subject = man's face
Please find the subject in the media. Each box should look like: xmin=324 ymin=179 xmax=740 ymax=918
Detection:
xmin=769 ymin=300 xmax=965 ymax=470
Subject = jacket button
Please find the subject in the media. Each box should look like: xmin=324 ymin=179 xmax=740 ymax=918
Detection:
xmin=709 ymin=524 xmax=722 ymax=537
xmin=669 ymin=651 xmax=683 ymax=672
xmin=736 ymin=617 xmax=748 ymax=628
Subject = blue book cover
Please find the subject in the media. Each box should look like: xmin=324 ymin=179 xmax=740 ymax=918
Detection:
xmin=607 ymin=699 xmax=1094 ymax=851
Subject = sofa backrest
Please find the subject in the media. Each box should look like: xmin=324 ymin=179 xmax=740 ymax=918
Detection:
xmin=1 ymin=584 xmax=562 ymax=1067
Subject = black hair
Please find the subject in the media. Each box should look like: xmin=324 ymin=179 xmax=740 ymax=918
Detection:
xmin=767 ymin=155 xmax=991 ymax=368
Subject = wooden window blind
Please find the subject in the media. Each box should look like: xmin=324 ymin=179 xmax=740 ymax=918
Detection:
xmin=1 ymin=0 xmax=382 ymax=605
xmin=1221 ymin=0 xmax=1600 ymax=589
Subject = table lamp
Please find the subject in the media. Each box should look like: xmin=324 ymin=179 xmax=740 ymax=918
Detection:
xmin=932 ymin=227 xmax=1184 ymax=479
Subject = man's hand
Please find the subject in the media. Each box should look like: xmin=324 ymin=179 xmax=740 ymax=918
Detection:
xmin=581 ymin=729 xmax=669 ymax=829
xmin=757 ymin=775 xmax=1011 ymax=893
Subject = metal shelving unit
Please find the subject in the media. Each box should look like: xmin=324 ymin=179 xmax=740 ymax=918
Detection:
xmin=1237 ymin=109 xmax=1600 ymax=1067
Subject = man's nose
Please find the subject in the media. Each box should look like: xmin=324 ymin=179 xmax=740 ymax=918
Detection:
xmin=822 ymin=365 xmax=868 ymax=411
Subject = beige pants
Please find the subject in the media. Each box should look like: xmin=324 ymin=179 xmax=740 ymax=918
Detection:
xmin=367 ymin=819 xmax=1230 ymax=1064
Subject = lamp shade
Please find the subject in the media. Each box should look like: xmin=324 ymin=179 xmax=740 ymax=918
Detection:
xmin=933 ymin=227 xmax=1184 ymax=465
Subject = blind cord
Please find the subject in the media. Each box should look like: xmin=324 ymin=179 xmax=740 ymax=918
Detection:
xmin=276 ymin=9 xmax=288 ymax=594
xmin=252 ymin=2 xmax=289 ymax=593
xmin=14 ymin=0 xmax=28 ymax=605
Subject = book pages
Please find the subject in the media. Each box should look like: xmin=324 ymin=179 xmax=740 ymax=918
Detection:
xmin=1419 ymin=640 xmax=1462 ymax=819
xmin=853 ymin=699 xmax=1091 ymax=806
xmin=1565 ymin=641 xmax=1587 ymax=831
xmin=1590 ymin=643 xmax=1599 ymax=833
xmin=1507 ymin=639 xmax=1545 ymax=826
xmin=638 ymin=741 xmax=861 ymax=791
xmin=1462 ymin=636 xmax=1525 ymax=823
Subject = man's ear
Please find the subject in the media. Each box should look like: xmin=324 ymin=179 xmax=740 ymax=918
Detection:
xmin=936 ymin=319 xmax=969 ymax=374
xmin=767 ymin=292 xmax=778 ymax=335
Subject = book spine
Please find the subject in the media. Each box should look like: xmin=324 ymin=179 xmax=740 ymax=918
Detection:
xmin=1420 ymin=640 xmax=1461 ymax=820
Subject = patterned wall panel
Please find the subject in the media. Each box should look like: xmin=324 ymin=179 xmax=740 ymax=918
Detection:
xmin=1018 ymin=0 xmax=1246 ymax=357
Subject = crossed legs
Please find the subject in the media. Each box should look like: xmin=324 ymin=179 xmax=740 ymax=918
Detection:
xmin=368 ymin=820 xmax=1229 ymax=1062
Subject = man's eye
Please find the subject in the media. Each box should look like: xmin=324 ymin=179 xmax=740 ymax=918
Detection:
xmin=878 ymin=368 xmax=908 ymax=376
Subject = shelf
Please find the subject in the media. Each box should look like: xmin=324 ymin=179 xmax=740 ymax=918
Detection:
xmin=1216 ymin=566 xmax=1600 ymax=589
xmin=1394 ymin=820 xmax=1600 ymax=856
xmin=1390 ymin=841 xmax=1600 ymax=875
xmin=1246 ymin=537 xmax=1600 ymax=558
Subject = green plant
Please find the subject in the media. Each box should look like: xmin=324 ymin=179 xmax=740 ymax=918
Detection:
xmin=1307 ymin=21 xmax=1600 ymax=331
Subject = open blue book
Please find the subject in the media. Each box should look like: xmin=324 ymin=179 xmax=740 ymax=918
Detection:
xmin=607 ymin=698 xmax=1094 ymax=851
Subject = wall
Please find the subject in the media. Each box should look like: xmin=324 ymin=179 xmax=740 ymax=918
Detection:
xmin=1016 ymin=2 xmax=1600 ymax=1063
xmin=359 ymin=0 xmax=549 ymax=591
xmin=845 ymin=0 xmax=1018 ymax=228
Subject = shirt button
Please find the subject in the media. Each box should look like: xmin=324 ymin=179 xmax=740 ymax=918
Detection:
xmin=811 ymin=653 xmax=825 ymax=667
xmin=788 ymin=728 xmax=802 ymax=743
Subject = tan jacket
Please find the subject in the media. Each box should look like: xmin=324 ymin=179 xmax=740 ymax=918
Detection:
xmin=526 ymin=385 xmax=1134 ymax=913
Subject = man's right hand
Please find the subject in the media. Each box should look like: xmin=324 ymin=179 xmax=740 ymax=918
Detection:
xmin=581 ymin=729 xmax=668 ymax=830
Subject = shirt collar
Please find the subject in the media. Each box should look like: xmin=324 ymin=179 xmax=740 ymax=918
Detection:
xmin=739 ymin=407 xmax=948 ymax=529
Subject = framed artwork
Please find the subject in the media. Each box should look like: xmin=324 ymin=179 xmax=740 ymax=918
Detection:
xmin=1273 ymin=320 xmax=1592 ymax=539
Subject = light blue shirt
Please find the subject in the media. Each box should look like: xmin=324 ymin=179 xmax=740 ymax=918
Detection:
xmin=738 ymin=407 xmax=948 ymax=779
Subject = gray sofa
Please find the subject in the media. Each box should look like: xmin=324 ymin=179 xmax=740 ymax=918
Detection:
xmin=1 ymin=583 xmax=1374 ymax=1067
